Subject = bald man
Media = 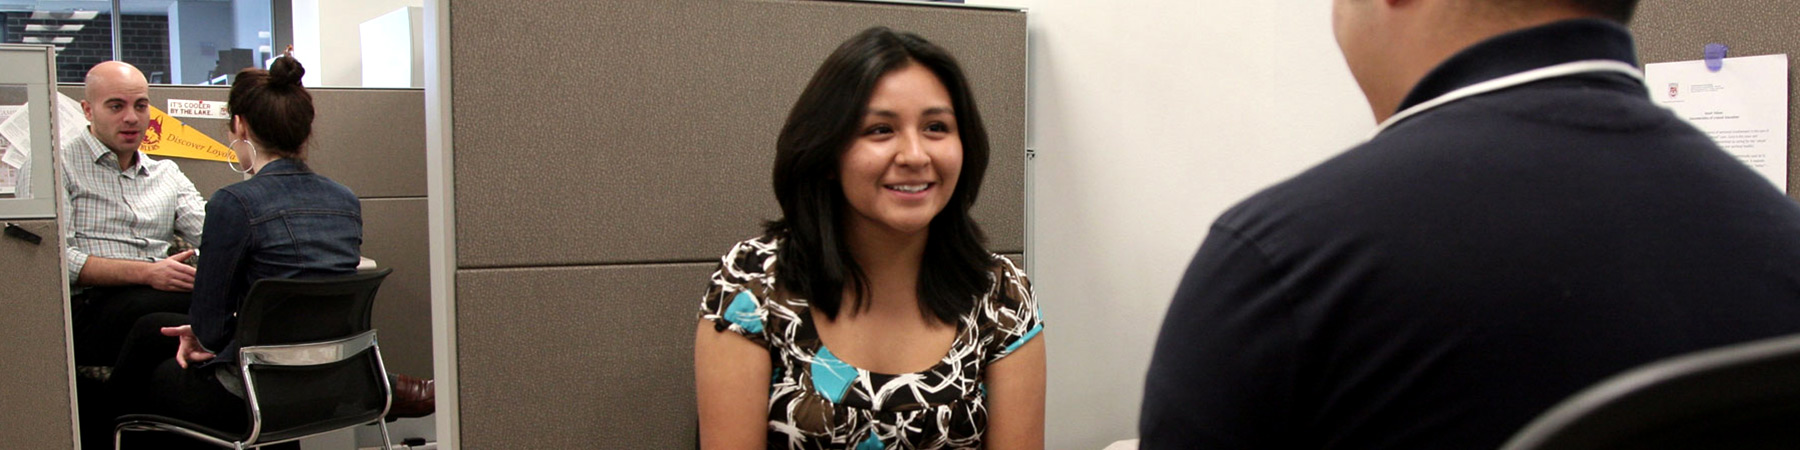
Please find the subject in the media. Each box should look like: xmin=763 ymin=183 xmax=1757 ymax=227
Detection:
xmin=63 ymin=61 xmax=206 ymax=372
xmin=1141 ymin=0 xmax=1800 ymax=448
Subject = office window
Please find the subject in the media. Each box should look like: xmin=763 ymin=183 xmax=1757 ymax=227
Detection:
xmin=0 ymin=1 xmax=273 ymax=85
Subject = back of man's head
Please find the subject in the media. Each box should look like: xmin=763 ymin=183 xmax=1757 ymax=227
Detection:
xmin=1488 ymin=0 xmax=1641 ymax=23
xmin=1334 ymin=0 xmax=1642 ymax=122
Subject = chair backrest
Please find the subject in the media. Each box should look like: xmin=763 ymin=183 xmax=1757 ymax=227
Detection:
xmin=1500 ymin=332 xmax=1800 ymax=450
xmin=234 ymin=268 xmax=394 ymax=446
xmin=235 ymin=268 xmax=392 ymax=347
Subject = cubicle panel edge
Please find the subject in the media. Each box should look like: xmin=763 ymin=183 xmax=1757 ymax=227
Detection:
xmin=1631 ymin=1 xmax=1800 ymax=200
xmin=449 ymin=0 xmax=1028 ymax=268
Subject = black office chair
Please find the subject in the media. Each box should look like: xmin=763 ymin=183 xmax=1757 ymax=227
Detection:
xmin=115 ymin=268 xmax=397 ymax=450
xmin=1500 ymin=332 xmax=1800 ymax=450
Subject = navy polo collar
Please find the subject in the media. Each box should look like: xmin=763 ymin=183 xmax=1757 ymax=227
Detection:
xmin=1395 ymin=18 xmax=1642 ymax=115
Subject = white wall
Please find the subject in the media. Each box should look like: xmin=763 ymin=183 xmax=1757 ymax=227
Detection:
xmin=291 ymin=0 xmax=320 ymax=85
xmin=291 ymin=0 xmax=425 ymax=87
xmin=964 ymin=1 xmax=1376 ymax=448
xmin=359 ymin=6 xmax=424 ymax=88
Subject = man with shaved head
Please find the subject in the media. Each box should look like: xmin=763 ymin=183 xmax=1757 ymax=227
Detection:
xmin=65 ymin=60 xmax=208 ymax=447
xmin=63 ymin=60 xmax=206 ymax=379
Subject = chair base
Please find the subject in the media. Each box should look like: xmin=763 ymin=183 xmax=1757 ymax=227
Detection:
xmin=115 ymin=415 xmax=393 ymax=450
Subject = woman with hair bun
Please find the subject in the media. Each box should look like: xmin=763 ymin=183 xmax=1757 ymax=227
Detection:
xmin=101 ymin=56 xmax=431 ymax=448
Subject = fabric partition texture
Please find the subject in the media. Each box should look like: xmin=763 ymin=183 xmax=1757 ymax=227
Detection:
xmin=449 ymin=0 xmax=1028 ymax=267
xmin=0 ymin=219 xmax=75 ymax=449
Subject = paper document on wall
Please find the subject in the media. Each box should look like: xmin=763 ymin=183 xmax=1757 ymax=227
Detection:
xmin=0 ymin=105 xmax=23 ymax=194
xmin=0 ymin=165 xmax=14 ymax=195
xmin=57 ymin=93 xmax=92 ymax=144
xmin=0 ymin=94 xmax=92 ymax=169
xmin=0 ymin=104 xmax=30 ymax=170
xmin=0 ymin=94 xmax=92 ymax=197
xmin=1644 ymin=54 xmax=1790 ymax=192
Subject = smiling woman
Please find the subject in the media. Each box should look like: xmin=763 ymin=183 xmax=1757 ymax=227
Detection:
xmin=693 ymin=26 xmax=1045 ymax=450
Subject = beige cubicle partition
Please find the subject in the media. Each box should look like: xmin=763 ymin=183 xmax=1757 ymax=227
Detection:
xmin=53 ymin=85 xmax=435 ymax=379
xmin=0 ymin=220 xmax=74 ymax=446
xmin=1 ymin=45 xmax=73 ymax=449
xmin=0 ymin=220 xmax=74 ymax=448
xmin=432 ymin=0 xmax=1027 ymax=447
xmin=1632 ymin=0 xmax=1800 ymax=200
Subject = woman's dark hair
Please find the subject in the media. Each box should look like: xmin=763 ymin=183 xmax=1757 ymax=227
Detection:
xmin=228 ymin=56 xmax=314 ymax=161
xmin=766 ymin=26 xmax=995 ymax=324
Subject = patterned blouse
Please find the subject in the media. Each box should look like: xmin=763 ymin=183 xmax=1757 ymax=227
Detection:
xmin=699 ymin=235 xmax=1043 ymax=449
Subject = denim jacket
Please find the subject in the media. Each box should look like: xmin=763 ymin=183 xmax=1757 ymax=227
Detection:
xmin=190 ymin=158 xmax=362 ymax=364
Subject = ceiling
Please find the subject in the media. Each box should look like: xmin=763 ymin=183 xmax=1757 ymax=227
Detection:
xmin=0 ymin=0 xmax=190 ymax=16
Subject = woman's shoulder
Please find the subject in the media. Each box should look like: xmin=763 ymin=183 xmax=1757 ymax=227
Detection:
xmin=315 ymin=174 xmax=360 ymax=205
xmin=982 ymin=253 xmax=1033 ymax=309
xmin=311 ymin=171 xmax=356 ymax=194
xmin=717 ymin=234 xmax=782 ymax=279
xmin=986 ymin=253 xmax=1028 ymax=284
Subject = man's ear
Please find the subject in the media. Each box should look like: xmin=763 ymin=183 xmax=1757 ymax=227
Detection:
xmin=80 ymin=100 xmax=92 ymax=120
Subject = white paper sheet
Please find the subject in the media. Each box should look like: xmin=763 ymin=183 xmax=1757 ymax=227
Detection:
xmin=0 ymin=104 xmax=30 ymax=170
xmin=1645 ymin=54 xmax=1790 ymax=192
xmin=165 ymin=99 xmax=230 ymax=119
xmin=0 ymin=94 xmax=90 ymax=198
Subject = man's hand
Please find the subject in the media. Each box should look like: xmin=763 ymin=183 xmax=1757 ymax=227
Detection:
xmin=141 ymin=249 xmax=197 ymax=292
xmin=160 ymin=324 xmax=216 ymax=368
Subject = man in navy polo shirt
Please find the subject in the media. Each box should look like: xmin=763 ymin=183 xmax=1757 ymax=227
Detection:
xmin=1141 ymin=0 xmax=1800 ymax=448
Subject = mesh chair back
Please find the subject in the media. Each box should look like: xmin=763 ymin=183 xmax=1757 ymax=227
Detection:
xmin=236 ymin=268 xmax=391 ymax=347
xmin=234 ymin=268 xmax=393 ymax=445
xmin=1501 ymin=332 xmax=1800 ymax=450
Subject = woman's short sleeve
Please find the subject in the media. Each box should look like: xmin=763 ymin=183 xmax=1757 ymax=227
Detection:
xmin=698 ymin=239 xmax=775 ymax=347
xmin=982 ymin=255 xmax=1044 ymax=365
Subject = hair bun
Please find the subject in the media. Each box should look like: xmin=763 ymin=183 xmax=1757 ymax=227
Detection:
xmin=267 ymin=56 xmax=306 ymax=88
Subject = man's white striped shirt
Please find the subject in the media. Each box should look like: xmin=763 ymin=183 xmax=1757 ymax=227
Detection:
xmin=61 ymin=129 xmax=205 ymax=285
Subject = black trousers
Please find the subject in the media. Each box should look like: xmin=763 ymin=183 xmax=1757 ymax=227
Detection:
xmin=70 ymin=286 xmax=189 ymax=448
xmin=98 ymin=312 xmax=298 ymax=450
xmin=71 ymin=286 xmax=191 ymax=367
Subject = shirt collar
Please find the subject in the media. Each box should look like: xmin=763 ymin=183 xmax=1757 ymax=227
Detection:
xmin=83 ymin=128 xmax=149 ymax=177
xmin=253 ymin=158 xmax=306 ymax=176
xmin=1395 ymin=18 xmax=1641 ymax=115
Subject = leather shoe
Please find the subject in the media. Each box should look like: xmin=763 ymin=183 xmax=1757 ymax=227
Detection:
xmin=387 ymin=374 xmax=435 ymax=419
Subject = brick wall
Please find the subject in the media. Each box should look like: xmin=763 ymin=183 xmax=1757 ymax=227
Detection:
xmin=1 ymin=13 xmax=171 ymax=83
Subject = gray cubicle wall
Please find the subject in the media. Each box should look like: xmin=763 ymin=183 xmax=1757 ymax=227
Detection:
xmin=439 ymin=0 xmax=1027 ymax=447
xmin=1632 ymin=0 xmax=1800 ymax=200
xmin=55 ymin=85 xmax=434 ymax=378
xmin=0 ymin=219 xmax=74 ymax=449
